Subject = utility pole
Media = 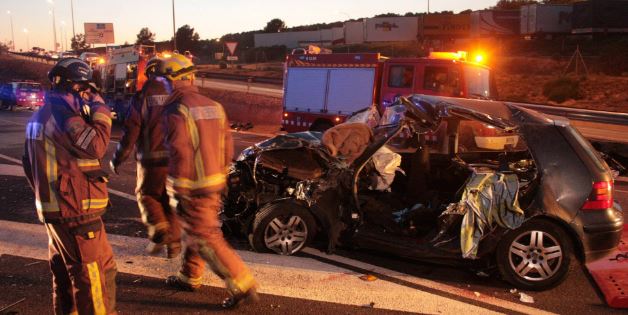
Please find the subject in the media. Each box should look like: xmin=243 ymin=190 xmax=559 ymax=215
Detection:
xmin=70 ymin=0 xmax=76 ymax=39
xmin=7 ymin=11 xmax=15 ymax=51
xmin=172 ymin=0 xmax=177 ymax=51
xmin=48 ymin=0 xmax=58 ymax=51
xmin=428 ymin=0 xmax=430 ymax=13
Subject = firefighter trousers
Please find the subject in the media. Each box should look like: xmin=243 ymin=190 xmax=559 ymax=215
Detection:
xmin=136 ymin=163 xmax=181 ymax=247
xmin=45 ymin=218 xmax=117 ymax=315
xmin=173 ymin=193 xmax=257 ymax=295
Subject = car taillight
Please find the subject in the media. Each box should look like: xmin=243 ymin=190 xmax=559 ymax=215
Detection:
xmin=582 ymin=181 xmax=613 ymax=210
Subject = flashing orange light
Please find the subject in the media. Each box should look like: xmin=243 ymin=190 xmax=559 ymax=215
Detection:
xmin=283 ymin=113 xmax=289 ymax=117
xmin=474 ymin=54 xmax=485 ymax=64
xmin=98 ymin=58 xmax=105 ymax=64
xmin=429 ymin=51 xmax=467 ymax=62
xmin=335 ymin=117 xmax=341 ymax=122
xmin=162 ymin=52 xmax=172 ymax=58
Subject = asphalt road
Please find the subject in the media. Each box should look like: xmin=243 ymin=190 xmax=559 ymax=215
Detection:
xmin=0 ymin=109 xmax=626 ymax=314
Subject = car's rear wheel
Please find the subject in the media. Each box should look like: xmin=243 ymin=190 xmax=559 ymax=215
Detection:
xmin=249 ymin=202 xmax=316 ymax=255
xmin=496 ymin=219 xmax=573 ymax=291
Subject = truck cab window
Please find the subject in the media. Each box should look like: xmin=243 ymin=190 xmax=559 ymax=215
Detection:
xmin=423 ymin=66 xmax=458 ymax=94
xmin=388 ymin=66 xmax=414 ymax=88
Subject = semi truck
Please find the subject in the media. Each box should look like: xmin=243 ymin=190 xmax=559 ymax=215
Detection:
xmin=281 ymin=51 xmax=495 ymax=132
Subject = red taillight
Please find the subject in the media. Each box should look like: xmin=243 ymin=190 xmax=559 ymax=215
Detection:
xmin=582 ymin=181 xmax=613 ymax=210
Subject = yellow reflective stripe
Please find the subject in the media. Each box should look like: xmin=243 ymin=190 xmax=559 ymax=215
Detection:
xmin=82 ymin=198 xmax=109 ymax=210
xmin=86 ymin=262 xmax=106 ymax=315
xmin=178 ymin=105 xmax=205 ymax=180
xmin=44 ymin=138 xmax=58 ymax=212
xmin=77 ymin=159 xmax=100 ymax=168
xmin=93 ymin=112 xmax=112 ymax=126
xmin=177 ymin=271 xmax=202 ymax=286
xmin=232 ymin=270 xmax=257 ymax=294
xmin=167 ymin=174 xmax=226 ymax=190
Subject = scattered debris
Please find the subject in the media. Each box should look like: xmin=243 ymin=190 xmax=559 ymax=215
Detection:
xmin=474 ymin=291 xmax=481 ymax=298
xmin=0 ymin=298 xmax=26 ymax=313
xmin=475 ymin=271 xmax=490 ymax=278
xmin=509 ymin=288 xmax=518 ymax=294
xmin=361 ymin=302 xmax=376 ymax=308
xmin=519 ymin=292 xmax=535 ymax=304
xmin=270 ymin=304 xmax=281 ymax=309
xmin=23 ymin=261 xmax=42 ymax=267
xmin=133 ymin=278 xmax=142 ymax=283
xmin=359 ymin=274 xmax=378 ymax=282
xmin=125 ymin=261 xmax=134 ymax=264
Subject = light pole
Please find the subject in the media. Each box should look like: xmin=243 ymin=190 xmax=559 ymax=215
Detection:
xmin=70 ymin=0 xmax=76 ymax=39
xmin=61 ymin=21 xmax=67 ymax=52
xmin=47 ymin=0 xmax=58 ymax=52
xmin=427 ymin=0 xmax=430 ymax=14
xmin=7 ymin=11 xmax=15 ymax=51
xmin=24 ymin=28 xmax=29 ymax=52
xmin=172 ymin=0 xmax=177 ymax=51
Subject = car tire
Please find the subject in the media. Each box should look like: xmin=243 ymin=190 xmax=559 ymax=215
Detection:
xmin=496 ymin=219 xmax=573 ymax=291
xmin=249 ymin=202 xmax=316 ymax=256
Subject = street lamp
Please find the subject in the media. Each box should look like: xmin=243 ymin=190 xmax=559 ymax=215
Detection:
xmin=172 ymin=0 xmax=177 ymax=51
xmin=61 ymin=20 xmax=67 ymax=52
xmin=47 ymin=0 xmax=58 ymax=52
xmin=23 ymin=28 xmax=29 ymax=52
xmin=7 ymin=11 xmax=15 ymax=51
xmin=70 ymin=0 xmax=76 ymax=39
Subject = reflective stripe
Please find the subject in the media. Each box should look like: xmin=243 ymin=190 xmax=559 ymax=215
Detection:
xmin=41 ymin=138 xmax=59 ymax=213
xmin=82 ymin=198 xmax=109 ymax=210
xmin=77 ymin=159 xmax=100 ymax=168
xmin=92 ymin=112 xmax=112 ymax=126
xmin=177 ymin=271 xmax=202 ymax=286
xmin=86 ymin=262 xmax=106 ymax=315
xmin=178 ymin=105 xmax=205 ymax=180
xmin=167 ymin=174 xmax=226 ymax=190
xmin=232 ymin=271 xmax=257 ymax=295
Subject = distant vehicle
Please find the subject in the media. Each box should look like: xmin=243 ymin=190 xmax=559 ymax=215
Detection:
xmin=282 ymin=51 xmax=494 ymax=133
xmin=80 ymin=52 xmax=101 ymax=63
xmin=59 ymin=51 xmax=79 ymax=59
xmin=0 ymin=80 xmax=45 ymax=111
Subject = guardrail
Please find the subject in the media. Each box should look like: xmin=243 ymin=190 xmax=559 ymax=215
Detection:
xmin=196 ymin=71 xmax=283 ymax=85
xmin=8 ymin=51 xmax=57 ymax=65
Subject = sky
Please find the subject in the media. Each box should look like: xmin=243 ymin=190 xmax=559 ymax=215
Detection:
xmin=1 ymin=0 xmax=497 ymax=51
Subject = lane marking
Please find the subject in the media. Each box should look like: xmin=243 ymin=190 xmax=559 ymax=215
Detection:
xmin=0 ymin=153 xmax=22 ymax=165
xmin=0 ymin=118 xmax=27 ymax=126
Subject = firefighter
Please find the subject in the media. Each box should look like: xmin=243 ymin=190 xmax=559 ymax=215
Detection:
xmin=23 ymin=58 xmax=117 ymax=314
xmin=160 ymin=53 xmax=259 ymax=308
xmin=109 ymin=56 xmax=182 ymax=258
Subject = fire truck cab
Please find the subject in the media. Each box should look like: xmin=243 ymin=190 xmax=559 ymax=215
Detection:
xmin=97 ymin=45 xmax=156 ymax=120
xmin=282 ymin=51 xmax=496 ymax=132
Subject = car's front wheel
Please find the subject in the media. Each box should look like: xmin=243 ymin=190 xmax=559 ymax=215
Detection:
xmin=249 ymin=202 xmax=316 ymax=255
xmin=496 ymin=219 xmax=573 ymax=291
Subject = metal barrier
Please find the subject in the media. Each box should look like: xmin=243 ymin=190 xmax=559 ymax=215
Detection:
xmin=511 ymin=102 xmax=628 ymax=126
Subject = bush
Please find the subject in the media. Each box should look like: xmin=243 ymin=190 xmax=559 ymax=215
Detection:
xmin=542 ymin=77 xmax=582 ymax=103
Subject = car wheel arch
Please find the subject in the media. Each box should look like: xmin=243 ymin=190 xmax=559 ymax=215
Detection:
xmin=523 ymin=215 xmax=585 ymax=262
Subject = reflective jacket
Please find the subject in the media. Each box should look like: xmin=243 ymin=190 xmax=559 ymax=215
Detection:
xmin=163 ymin=84 xmax=233 ymax=196
xmin=113 ymin=77 xmax=172 ymax=166
xmin=23 ymin=91 xmax=112 ymax=223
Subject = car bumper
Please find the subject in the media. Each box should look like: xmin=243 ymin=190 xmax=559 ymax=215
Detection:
xmin=580 ymin=205 xmax=624 ymax=262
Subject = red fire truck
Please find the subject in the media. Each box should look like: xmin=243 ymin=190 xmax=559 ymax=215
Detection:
xmin=281 ymin=51 xmax=495 ymax=132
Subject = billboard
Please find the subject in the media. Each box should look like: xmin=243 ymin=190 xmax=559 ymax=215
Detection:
xmin=84 ymin=23 xmax=115 ymax=44
xmin=364 ymin=17 xmax=418 ymax=42
xmin=421 ymin=13 xmax=471 ymax=37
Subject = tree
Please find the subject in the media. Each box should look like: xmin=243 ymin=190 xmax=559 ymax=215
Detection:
xmin=71 ymin=34 xmax=90 ymax=51
xmin=136 ymin=27 xmax=155 ymax=45
xmin=0 ymin=42 xmax=9 ymax=54
xmin=174 ymin=24 xmax=200 ymax=53
xmin=264 ymin=18 xmax=286 ymax=33
xmin=492 ymin=0 xmax=538 ymax=10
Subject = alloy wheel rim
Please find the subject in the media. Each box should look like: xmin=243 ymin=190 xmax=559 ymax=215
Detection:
xmin=264 ymin=215 xmax=308 ymax=255
xmin=508 ymin=230 xmax=563 ymax=281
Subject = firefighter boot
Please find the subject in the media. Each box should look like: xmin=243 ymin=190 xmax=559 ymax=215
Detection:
xmin=222 ymin=287 xmax=260 ymax=309
xmin=165 ymin=274 xmax=201 ymax=292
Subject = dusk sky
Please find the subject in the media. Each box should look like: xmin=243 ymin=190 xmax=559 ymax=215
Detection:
xmin=1 ymin=0 xmax=497 ymax=51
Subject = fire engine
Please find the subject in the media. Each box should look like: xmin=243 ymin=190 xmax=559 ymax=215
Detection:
xmin=96 ymin=45 xmax=157 ymax=120
xmin=281 ymin=51 xmax=495 ymax=132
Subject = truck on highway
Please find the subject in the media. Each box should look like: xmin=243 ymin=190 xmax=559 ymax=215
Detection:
xmin=97 ymin=45 xmax=156 ymax=120
xmin=282 ymin=51 xmax=495 ymax=132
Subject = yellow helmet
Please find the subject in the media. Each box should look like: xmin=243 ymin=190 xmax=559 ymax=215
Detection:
xmin=160 ymin=53 xmax=196 ymax=81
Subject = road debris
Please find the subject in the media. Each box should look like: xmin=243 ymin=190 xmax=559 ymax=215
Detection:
xmin=23 ymin=261 xmax=42 ymax=267
xmin=359 ymin=274 xmax=378 ymax=282
xmin=475 ymin=271 xmax=490 ymax=277
xmin=361 ymin=302 xmax=376 ymax=308
xmin=0 ymin=298 xmax=26 ymax=313
xmin=509 ymin=288 xmax=518 ymax=294
xmin=474 ymin=291 xmax=481 ymax=298
xmin=519 ymin=292 xmax=535 ymax=304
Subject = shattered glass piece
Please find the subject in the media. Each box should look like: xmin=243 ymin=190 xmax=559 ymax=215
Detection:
xmin=519 ymin=292 xmax=535 ymax=304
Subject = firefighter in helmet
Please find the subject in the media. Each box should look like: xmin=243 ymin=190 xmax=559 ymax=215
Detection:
xmin=23 ymin=58 xmax=117 ymax=314
xmin=110 ymin=56 xmax=182 ymax=258
xmin=160 ymin=53 xmax=259 ymax=308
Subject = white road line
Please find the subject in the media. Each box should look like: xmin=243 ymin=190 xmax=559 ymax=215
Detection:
xmin=0 ymin=219 xmax=553 ymax=314
xmin=0 ymin=153 xmax=22 ymax=165
xmin=0 ymin=118 xmax=26 ymax=126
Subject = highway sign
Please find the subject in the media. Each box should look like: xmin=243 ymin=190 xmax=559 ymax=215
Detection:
xmin=84 ymin=23 xmax=115 ymax=44
xmin=225 ymin=42 xmax=238 ymax=55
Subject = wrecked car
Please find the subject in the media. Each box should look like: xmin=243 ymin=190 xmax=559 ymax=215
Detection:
xmin=222 ymin=95 xmax=623 ymax=290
